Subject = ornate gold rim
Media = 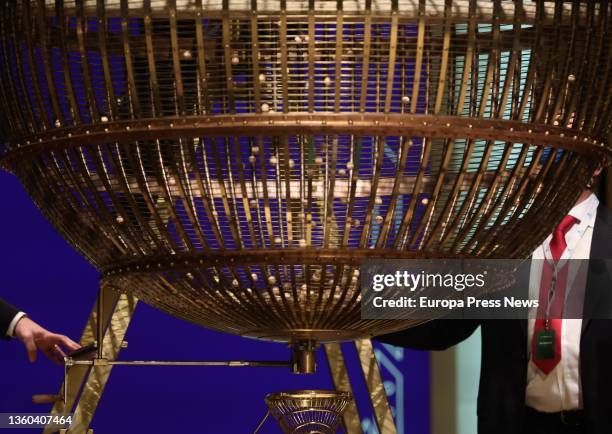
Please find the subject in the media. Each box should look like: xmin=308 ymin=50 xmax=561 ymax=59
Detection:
xmin=265 ymin=390 xmax=353 ymax=401
xmin=101 ymin=248 xmax=469 ymax=277
xmin=2 ymin=114 xmax=610 ymax=170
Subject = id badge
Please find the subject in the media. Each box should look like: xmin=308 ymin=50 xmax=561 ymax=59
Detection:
xmin=535 ymin=329 xmax=556 ymax=360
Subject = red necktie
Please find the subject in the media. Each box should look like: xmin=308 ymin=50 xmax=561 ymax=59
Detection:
xmin=532 ymin=215 xmax=578 ymax=375
xmin=549 ymin=215 xmax=578 ymax=261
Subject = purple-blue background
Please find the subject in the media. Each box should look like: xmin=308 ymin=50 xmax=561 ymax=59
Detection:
xmin=0 ymin=169 xmax=430 ymax=433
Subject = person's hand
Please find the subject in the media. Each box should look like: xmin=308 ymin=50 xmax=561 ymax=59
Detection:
xmin=13 ymin=317 xmax=80 ymax=364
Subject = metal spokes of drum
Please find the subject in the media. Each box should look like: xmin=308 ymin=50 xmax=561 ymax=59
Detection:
xmin=0 ymin=0 xmax=610 ymax=366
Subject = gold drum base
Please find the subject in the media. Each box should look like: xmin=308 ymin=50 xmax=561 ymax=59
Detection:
xmin=265 ymin=390 xmax=353 ymax=434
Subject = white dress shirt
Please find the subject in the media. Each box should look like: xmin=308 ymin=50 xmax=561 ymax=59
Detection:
xmin=5 ymin=311 xmax=27 ymax=338
xmin=525 ymin=193 xmax=599 ymax=412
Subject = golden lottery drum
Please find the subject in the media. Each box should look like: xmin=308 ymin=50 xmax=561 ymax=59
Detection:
xmin=0 ymin=0 xmax=610 ymax=344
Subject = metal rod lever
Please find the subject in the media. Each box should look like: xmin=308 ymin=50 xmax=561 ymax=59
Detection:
xmin=65 ymin=359 xmax=291 ymax=368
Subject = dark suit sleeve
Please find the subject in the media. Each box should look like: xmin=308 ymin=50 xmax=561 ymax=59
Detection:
xmin=375 ymin=319 xmax=480 ymax=351
xmin=0 ymin=298 xmax=20 ymax=339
